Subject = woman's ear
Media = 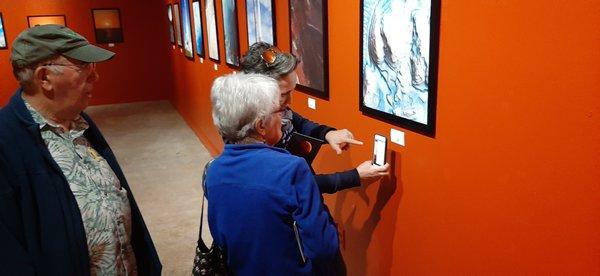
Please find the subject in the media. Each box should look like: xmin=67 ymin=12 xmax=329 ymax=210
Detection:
xmin=254 ymin=118 xmax=267 ymax=137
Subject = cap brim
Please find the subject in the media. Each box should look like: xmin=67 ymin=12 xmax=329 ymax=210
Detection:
xmin=62 ymin=44 xmax=115 ymax=63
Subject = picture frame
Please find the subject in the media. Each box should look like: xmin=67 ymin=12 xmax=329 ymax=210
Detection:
xmin=173 ymin=3 xmax=183 ymax=47
xmin=245 ymin=0 xmax=276 ymax=46
xmin=221 ymin=0 xmax=240 ymax=67
xmin=289 ymin=0 xmax=329 ymax=99
xmin=91 ymin=9 xmax=124 ymax=44
xmin=359 ymin=0 xmax=440 ymax=137
xmin=167 ymin=4 xmax=175 ymax=44
xmin=205 ymin=0 xmax=220 ymax=62
xmin=27 ymin=15 xmax=66 ymax=27
xmin=0 ymin=13 xmax=7 ymax=49
xmin=191 ymin=0 xmax=205 ymax=58
xmin=180 ymin=0 xmax=194 ymax=58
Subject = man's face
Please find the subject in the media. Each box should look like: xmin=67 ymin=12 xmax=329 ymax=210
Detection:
xmin=45 ymin=56 xmax=99 ymax=113
xmin=277 ymin=71 xmax=298 ymax=109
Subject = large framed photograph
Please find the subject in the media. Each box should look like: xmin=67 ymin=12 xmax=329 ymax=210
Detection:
xmin=191 ymin=0 xmax=205 ymax=58
xmin=180 ymin=0 xmax=194 ymax=58
xmin=167 ymin=4 xmax=175 ymax=44
xmin=27 ymin=15 xmax=66 ymax=27
xmin=205 ymin=0 xmax=220 ymax=62
xmin=173 ymin=3 xmax=183 ymax=47
xmin=289 ymin=0 xmax=329 ymax=99
xmin=359 ymin=0 xmax=440 ymax=137
xmin=245 ymin=0 xmax=276 ymax=46
xmin=91 ymin=9 xmax=124 ymax=44
xmin=0 ymin=13 xmax=7 ymax=49
xmin=222 ymin=0 xmax=240 ymax=67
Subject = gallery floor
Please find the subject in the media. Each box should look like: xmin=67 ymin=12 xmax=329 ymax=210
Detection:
xmin=86 ymin=101 xmax=213 ymax=275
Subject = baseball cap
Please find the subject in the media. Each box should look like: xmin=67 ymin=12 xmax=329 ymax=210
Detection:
xmin=11 ymin=24 xmax=115 ymax=69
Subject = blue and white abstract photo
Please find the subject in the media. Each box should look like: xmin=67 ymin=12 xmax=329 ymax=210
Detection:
xmin=360 ymin=0 xmax=439 ymax=136
xmin=0 ymin=13 xmax=6 ymax=49
xmin=167 ymin=5 xmax=175 ymax=44
xmin=245 ymin=0 xmax=275 ymax=46
xmin=180 ymin=0 xmax=194 ymax=58
xmin=222 ymin=0 xmax=240 ymax=66
xmin=192 ymin=1 xmax=204 ymax=57
xmin=205 ymin=0 xmax=219 ymax=61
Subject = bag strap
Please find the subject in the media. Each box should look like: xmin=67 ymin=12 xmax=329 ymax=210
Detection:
xmin=198 ymin=159 xmax=214 ymax=241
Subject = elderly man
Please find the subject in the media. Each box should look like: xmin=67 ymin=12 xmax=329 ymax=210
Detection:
xmin=241 ymin=42 xmax=390 ymax=194
xmin=0 ymin=25 xmax=161 ymax=275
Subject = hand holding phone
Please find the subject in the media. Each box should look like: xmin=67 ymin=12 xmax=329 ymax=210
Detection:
xmin=373 ymin=134 xmax=387 ymax=166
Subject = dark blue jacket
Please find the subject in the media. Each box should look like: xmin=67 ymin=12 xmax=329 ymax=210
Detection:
xmin=0 ymin=90 xmax=162 ymax=275
xmin=206 ymin=143 xmax=340 ymax=275
xmin=289 ymin=110 xmax=360 ymax=194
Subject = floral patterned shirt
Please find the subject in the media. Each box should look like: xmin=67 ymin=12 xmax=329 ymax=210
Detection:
xmin=25 ymin=101 xmax=137 ymax=276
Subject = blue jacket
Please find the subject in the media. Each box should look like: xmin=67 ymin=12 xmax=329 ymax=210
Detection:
xmin=205 ymin=143 xmax=340 ymax=275
xmin=0 ymin=90 xmax=162 ymax=275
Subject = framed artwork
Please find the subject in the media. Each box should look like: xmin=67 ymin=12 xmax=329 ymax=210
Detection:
xmin=289 ymin=0 xmax=329 ymax=99
xmin=167 ymin=4 xmax=175 ymax=44
xmin=173 ymin=3 xmax=183 ymax=47
xmin=191 ymin=0 xmax=205 ymax=58
xmin=359 ymin=0 xmax=440 ymax=137
xmin=0 ymin=13 xmax=7 ymax=49
xmin=91 ymin=9 xmax=124 ymax=44
xmin=27 ymin=15 xmax=66 ymax=27
xmin=180 ymin=0 xmax=194 ymax=58
xmin=205 ymin=0 xmax=220 ymax=62
xmin=245 ymin=0 xmax=276 ymax=46
xmin=222 ymin=0 xmax=240 ymax=67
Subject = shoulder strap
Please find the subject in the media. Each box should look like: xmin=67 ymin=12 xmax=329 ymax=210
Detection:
xmin=199 ymin=159 xmax=214 ymax=240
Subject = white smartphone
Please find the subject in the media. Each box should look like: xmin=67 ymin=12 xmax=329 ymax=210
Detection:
xmin=373 ymin=134 xmax=387 ymax=166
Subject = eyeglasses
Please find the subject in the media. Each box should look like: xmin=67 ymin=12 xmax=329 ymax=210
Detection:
xmin=260 ymin=46 xmax=282 ymax=67
xmin=43 ymin=62 xmax=96 ymax=71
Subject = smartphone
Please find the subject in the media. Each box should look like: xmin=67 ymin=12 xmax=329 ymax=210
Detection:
xmin=373 ymin=134 xmax=387 ymax=166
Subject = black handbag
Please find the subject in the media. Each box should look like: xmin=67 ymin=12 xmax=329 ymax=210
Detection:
xmin=192 ymin=160 xmax=228 ymax=276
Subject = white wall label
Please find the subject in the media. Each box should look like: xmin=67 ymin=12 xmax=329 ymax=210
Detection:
xmin=308 ymin=98 xmax=316 ymax=110
xmin=390 ymin=128 xmax=405 ymax=146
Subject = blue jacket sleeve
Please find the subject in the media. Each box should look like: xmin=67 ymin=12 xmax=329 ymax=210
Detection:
xmin=291 ymin=111 xmax=335 ymax=141
xmin=291 ymin=160 xmax=339 ymax=264
xmin=315 ymin=169 xmax=361 ymax=194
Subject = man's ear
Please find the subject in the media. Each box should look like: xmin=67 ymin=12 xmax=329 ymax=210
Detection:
xmin=34 ymin=66 xmax=53 ymax=93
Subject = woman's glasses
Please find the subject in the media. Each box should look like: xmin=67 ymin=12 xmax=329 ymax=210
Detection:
xmin=260 ymin=46 xmax=282 ymax=67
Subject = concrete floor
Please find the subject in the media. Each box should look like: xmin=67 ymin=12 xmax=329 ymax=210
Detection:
xmin=86 ymin=101 xmax=213 ymax=275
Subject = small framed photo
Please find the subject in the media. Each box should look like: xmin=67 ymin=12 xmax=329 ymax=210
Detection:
xmin=92 ymin=9 xmax=124 ymax=44
xmin=205 ymin=0 xmax=220 ymax=62
xmin=180 ymin=0 xmax=194 ymax=58
xmin=245 ymin=0 xmax=276 ymax=46
xmin=173 ymin=3 xmax=183 ymax=47
xmin=167 ymin=4 xmax=175 ymax=44
xmin=27 ymin=15 xmax=66 ymax=27
xmin=221 ymin=0 xmax=240 ymax=67
xmin=0 ymin=13 xmax=7 ymax=49
xmin=192 ymin=0 xmax=205 ymax=58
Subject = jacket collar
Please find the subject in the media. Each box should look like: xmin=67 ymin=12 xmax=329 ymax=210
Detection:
xmin=8 ymin=88 xmax=38 ymax=128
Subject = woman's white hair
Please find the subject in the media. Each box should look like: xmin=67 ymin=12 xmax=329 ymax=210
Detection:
xmin=210 ymin=73 xmax=280 ymax=142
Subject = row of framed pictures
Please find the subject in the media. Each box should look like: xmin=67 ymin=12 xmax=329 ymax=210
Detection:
xmin=168 ymin=0 xmax=439 ymax=137
xmin=0 ymin=9 xmax=124 ymax=48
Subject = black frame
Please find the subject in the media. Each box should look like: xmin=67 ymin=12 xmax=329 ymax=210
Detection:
xmin=245 ymin=0 xmax=277 ymax=47
xmin=205 ymin=0 xmax=220 ymax=62
xmin=167 ymin=4 xmax=175 ymax=45
xmin=0 ymin=13 xmax=7 ymax=49
xmin=191 ymin=0 xmax=205 ymax=58
xmin=221 ymin=0 xmax=240 ymax=67
xmin=289 ymin=0 xmax=329 ymax=100
xmin=173 ymin=3 xmax=183 ymax=47
xmin=91 ymin=8 xmax=124 ymax=44
xmin=359 ymin=0 xmax=440 ymax=137
xmin=27 ymin=14 xmax=67 ymax=28
xmin=180 ymin=0 xmax=195 ymax=59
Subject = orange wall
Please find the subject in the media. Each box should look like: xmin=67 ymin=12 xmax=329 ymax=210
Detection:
xmin=0 ymin=0 xmax=173 ymax=105
xmin=165 ymin=0 xmax=600 ymax=274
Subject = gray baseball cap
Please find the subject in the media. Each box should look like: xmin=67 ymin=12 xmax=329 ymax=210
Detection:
xmin=11 ymin=24 xmax=115 ymax=69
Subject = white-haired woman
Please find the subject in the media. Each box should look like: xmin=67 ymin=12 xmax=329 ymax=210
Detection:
xmin=205 ymin=73 xmax=341 ymax=275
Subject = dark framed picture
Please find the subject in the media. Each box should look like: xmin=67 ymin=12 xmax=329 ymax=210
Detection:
xmin=289 ymin=0 xmax=329 ymax=99
xmin=222 ymin=0 xmax=240 ymax=67
xmin=180 ymin=0 xmax=194 ymax=58
xmin=0 ymin=13 xmax=7 ymax=49
xmin=245 ymin=0 xmax=276 ymax=46
xmin=167 ymin=4 xmax=175 ymax=44
xmin=191 ymin=0 xmax=205 ymax=58
xmin=27 ymin=15 xmax=66 ymax=27
xmin=173 ymin=3 xmax=183 ymax=47
xmin=205 ymin=0 xmax=220 ymax=62
xmin=91 ymin=9 xmax=124 ymax=44
xmin=359 ymin=0 xmax=440 ymax=137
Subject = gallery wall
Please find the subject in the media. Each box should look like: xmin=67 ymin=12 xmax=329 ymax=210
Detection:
xmin=164 ymin=0 xmax=599 ymax=274
xmin=0 ymin=0 xmax=172 ymax=105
